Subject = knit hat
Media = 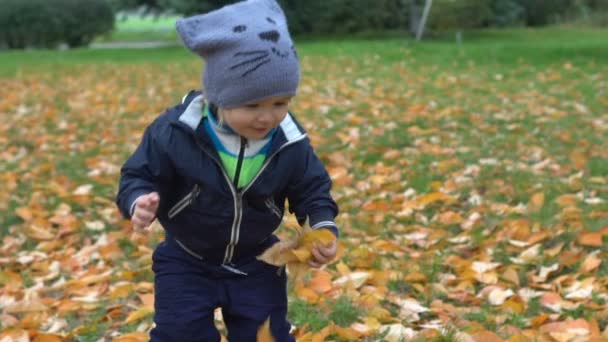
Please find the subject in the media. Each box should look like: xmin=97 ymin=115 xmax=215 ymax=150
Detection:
xmin=176 ymin=0 xmax=300 ymax=108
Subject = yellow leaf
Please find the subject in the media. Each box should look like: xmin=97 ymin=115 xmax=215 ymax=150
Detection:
xmin=125 ymin=306 xmax=154 ymax=324
xmin=291 ymin=248 xmax=312 ymax=263
xmin=578 ymin=232 xmax=605 ymax=247
xmin=0 ymin=329 xmax=29 ymax=342
xmin=310 ymin=326 xmax=332 ymax=342
xmin=36 ymin=334 xmax=64 ymax=342
xmin=256 ymin=242 xmax=298 ymax=267
xmin=4 ymin=299 xmax=48 ymax=313
xmin=416 ymin=192 xmax=456 ymax=207
xmin=333 ymin=271 xmax=371 ymax=289
xmin=25 ymin=224 xmax=55 ymax=241
xmin=502 ymin=296 xmax=525 ymax=314
xmin=113 ymin=332 xmax=150 ymax=342
xmin=257 ymin=228 xmax=336 ymax=268
xmin=257 ymin=317 xmax=275 ymax=342
xmin=529 ymin=192 xmax=545 ymax=212
xmin=110 ymin=283 xmax=134 ymax=300
xmin=555 ymin=194 xmax=579 ymax=207
xmin=333 ymin=325 xmax=363 ymax=341
xmin=15 ymin=207 xmax=33 ymax=221
xmin=580 ymin=252 xmax=602 ymax=273
xmin=472 ymin=330 xmax=505 ymax=342
xmin=307 ymin=270 xmax=333 ymax=294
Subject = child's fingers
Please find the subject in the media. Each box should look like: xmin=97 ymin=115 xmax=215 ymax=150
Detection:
xmin=316 ymin=241 xmax=337 ymax=258
xmin=132 ymin=208 xmax=155 ymax=230
xmin=148 ymin=192 xmax=160 ymax=211
xmin=132 ymin=217 xmax=149 ymax=230
xmin=311 ymin=245 xmax=332 ymax=264
xmin=134 ymin=209 xmax=155 ymax=224
xmin=137 ymin=192 xmax=160 ymax=211
xmin=308 ymin=260 xmax=323 ymax=268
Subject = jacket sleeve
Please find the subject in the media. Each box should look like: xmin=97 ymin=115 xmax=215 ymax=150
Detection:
xmin=287 ymin=141 xmax=339 ymax=237
xmin=116 ymin=120 xmax=174 ymax=219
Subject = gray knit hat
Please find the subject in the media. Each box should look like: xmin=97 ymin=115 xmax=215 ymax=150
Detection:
xmin=176 ymin=0 xmax=300 ymax=108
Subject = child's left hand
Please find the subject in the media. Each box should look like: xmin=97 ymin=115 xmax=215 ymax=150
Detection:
xmin=309 ymin=239 xmax=337 ymax=268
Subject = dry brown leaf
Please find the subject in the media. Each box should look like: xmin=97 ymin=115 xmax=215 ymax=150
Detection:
xmin=580 ymin=252 xmax=602 ymax=273
xmin=113 ymin=332 xmax=150 ymax=342
xmin=35 ymin=334 xmax=64 ymax=342
xmin=124 ymin=306 xmax=154 ymax=324
xmin=256 ymin=317 xmax=275 ymax=342
xmin=578 ymin=232 xmax=605 ymax=247
xmin=529 ymin=192 xmax=545 ymax=212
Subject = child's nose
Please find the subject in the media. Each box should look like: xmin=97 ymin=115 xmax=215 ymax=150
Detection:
xmin=259 ymin=30 xmax=280 ymax=43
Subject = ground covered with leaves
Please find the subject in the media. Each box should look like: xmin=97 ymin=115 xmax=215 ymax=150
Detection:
xmin=1 ymin=30 xmax=607 ymax=341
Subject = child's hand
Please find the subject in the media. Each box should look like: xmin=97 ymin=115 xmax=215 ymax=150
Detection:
xmin=132 ymin=192 xmax=160 ymax=230
xmin=308 ymin=239 xmax=337 ymax=268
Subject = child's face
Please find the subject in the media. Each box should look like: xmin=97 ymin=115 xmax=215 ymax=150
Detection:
xmin=221 ymin=96 xmax=292 ymax=140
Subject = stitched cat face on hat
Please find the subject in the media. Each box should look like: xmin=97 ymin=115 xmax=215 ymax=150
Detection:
xmin=176 ymin=0 xmax=300 ymax=108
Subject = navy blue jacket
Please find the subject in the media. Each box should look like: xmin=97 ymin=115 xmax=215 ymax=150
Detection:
xmin=116 ymin=91 xmax=338 ymax=265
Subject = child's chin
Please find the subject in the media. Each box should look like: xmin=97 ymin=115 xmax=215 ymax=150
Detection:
xmin=248 ymin=130 xmax=269 ymax=139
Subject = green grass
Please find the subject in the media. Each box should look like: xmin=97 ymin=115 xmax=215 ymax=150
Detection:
xmin=115 ymin=15 xmax=179 ymax=31
xmin=288 ymin=298 xmax=328 ymax=332
xmin=1 ymin=27 xmax=607 ymax=77
xmin=1 ymin=24 xmax=607 ymax=338
xmin=95 ymin=14 xmax=180 ymax=43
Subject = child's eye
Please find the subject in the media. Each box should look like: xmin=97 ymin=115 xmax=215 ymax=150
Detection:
xmin=274 ymin=102 xmax=287 ymax=107
xmin=246 ymin=104 xmax=259 ymax=109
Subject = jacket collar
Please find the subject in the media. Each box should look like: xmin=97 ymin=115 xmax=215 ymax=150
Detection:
xmin=176 ymin=94 xmax=307 ymax=152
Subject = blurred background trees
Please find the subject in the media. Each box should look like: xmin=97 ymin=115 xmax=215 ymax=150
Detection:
xmin=0 ymin=0 xmax=114 ymax=49
xmin=1 ymin=0 xmax=607 ymax=49
xmin=109 ymin=0 xmax=608 ymax=34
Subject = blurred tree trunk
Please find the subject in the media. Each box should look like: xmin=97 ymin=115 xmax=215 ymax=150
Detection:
xmin=409 ymin=0 xmax=421 ymax=35
xmin=416 ymin=0 xmax=433 ymax=41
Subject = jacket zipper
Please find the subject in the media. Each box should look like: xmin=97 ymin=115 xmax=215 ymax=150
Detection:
xmin=168 ymin=184 xmax=201 ymax=219
xmin=233 ymin=137 xmax=247 ymax=189
xmin=223 ymin=138 xmax=306 ymax=263
xmin=190 ymin=137 xmax=241 ymax=264
xmin=191 ymin=130 xmax=306 ymax=265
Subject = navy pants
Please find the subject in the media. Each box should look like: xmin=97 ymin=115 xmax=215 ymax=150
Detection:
xmin=150 ymin=239 xmax=294 ymax=342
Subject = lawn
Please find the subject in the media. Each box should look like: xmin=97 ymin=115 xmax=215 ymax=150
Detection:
xmin=0 ymin=27 xmax=607 ymax=341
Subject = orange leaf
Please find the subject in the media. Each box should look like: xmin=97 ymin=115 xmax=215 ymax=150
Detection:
xmin=580 ymin=252 xmax=602 ymax=273
xmin=555 ymin=194 xmax=579 ymax=207
xmin=295 ymin=284 xmax=320 ymax=304
xmin=529 ymin=192 xmax=545 ymax=212
xmin=473 ymin=330 xmax=505 ymax=342
xmin=138 ymin=293 xmax=155 ymax=308
xmin=307 ymin=270 xmax=333 ymax=294
xmin=539 ymin=318 xmax=590 ymax=334
xmin=578 ymin=232 xmax=605 ymax=247
xmin=333 ymin=325 xmax=363 ymax=341
xmin=416 ymin=192 xmax=456 ymax=206
xmin=35 ymin=334 xmax=64 ymax=342
xmin=125 ymin=306 xmax=154 ymax=324
xmin=113 ymin=332 xmax=150 ymax=342
xmin=257 ymin=317 xmax=275 ymax=342
xmin=25 ymin=225 xmax=55 ymax=241
xmin=15 ymin=207 xmax=33 ymax=221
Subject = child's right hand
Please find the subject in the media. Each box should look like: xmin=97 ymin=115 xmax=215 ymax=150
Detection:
xmin=132 ymin=192 xmax=160 ymax=230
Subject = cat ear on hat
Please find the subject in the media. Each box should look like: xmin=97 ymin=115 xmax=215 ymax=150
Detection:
xmin=253 ymin=0 xmax=283 ymax=14
xmin=176 ymin=13 xmax=238 ymax=57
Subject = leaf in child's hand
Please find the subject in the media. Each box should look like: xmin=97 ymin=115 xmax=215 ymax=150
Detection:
xmin=294 ymin=228 xmax=336 ymax=258
xmin=257 ymin=228 xmax=336 ymax=281
xmin=257 ymin=240 xmax=299 ymax=266
xmin=257 ymin=317 xmax=275 ymax=342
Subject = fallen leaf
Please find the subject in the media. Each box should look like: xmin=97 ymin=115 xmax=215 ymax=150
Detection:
xmin=124 ymin=306 xmax=154 ymax=324
xmin=257 ymin=317 xmax=275 ymax=342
